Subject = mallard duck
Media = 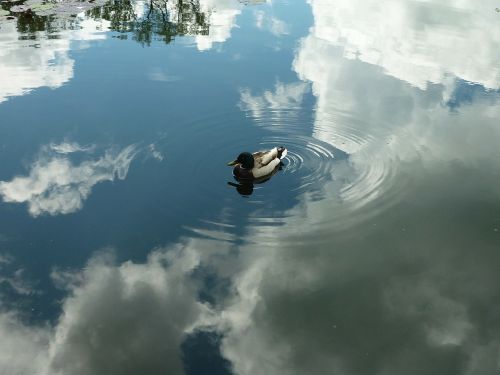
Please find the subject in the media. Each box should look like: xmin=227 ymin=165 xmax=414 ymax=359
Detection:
xmin=227 ymin=146 xmax=287 ymax=180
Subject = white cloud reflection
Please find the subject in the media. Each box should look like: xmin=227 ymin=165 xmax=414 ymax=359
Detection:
xmin=0 ymin=245 xmax=214 ymax=375
xmin=222 ymin=1 xmax=500 ymax=374
xmin=50 ymin=142 xmax=94 ymax=154
xmin=0 ymin=254 xmax=37 ymax=296
xmin=0 ymin=17 xmax=109 ymax=104
xmin=305 ymin=0 xmax=500 ymax=90
xmin=1 ymin=1 xmax=500 ymax=375
xmin=0 ymin=312 xmax=50 ymax=375
xmin=263 ymin=0 xmax=500 ymax=214
xmin=195 ymin=0 xmax=242 ymax=51
xmin=239 ymin=81 xmax=309 ymax=118
xmin=216 ymin=144 xmax=500 ymax=375
xmin=147 ymin=68 xmax=180 ymax=82
xmin=0 ymin=143 xmax=138 ymax=217
xmin=254 ymin=10 xmax=288 ymax=36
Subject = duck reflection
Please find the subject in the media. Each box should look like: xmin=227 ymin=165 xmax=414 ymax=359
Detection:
xmin=228 ymin=171 xmax=279 ymax=196
xmin=227 ymin=147 xmax=287 ymax=196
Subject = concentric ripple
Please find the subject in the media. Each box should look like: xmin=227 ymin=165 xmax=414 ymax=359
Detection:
xmin=170 ymin=100 xmax=421 ymax=242
xmin=257 ymin=135 xmax=341 ymax=194
xmin=234 ymin=104 xmax=420 ymax=234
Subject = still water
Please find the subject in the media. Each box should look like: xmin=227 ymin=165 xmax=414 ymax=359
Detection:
xmin=0 ymin=0 xmax=499 ymax=374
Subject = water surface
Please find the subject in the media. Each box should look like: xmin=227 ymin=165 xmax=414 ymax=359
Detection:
xmin=0 ymin=0 xmax=500 ymax=374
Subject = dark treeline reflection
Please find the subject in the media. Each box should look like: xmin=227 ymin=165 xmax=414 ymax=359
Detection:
xmin=2 ymin=0 xmax=211 ymax=45
xmin=13 ymin=11 xmax=79 ymax=35
xmin=15 ymin=13 xmax=51 ymax=34
xmin=87 ymin=0 xmax=210 ymax=45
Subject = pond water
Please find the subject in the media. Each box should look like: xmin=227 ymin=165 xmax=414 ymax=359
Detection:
xmin=0 ymin=0 xmax=500 ymax=374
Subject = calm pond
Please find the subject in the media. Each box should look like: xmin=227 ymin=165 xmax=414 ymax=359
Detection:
xmin=0 ymin=0 xmax=500 ymax=374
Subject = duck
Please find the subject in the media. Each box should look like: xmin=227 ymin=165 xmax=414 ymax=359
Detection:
xmin=227 ymin=146 xmax=287 ymax=180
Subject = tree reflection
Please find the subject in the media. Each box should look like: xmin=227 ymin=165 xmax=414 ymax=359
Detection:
xmin=8 ymin=6 xmax=84 ymax=36
xmin=15 ymin=12 xmax=48 ymax=34
xmin=1 ymin=0 xmax=210 ymax=45
xmin=14 ymin=13 xmax=82 ymax=36
xmin=87 ymin=0 xmax=210 ymax=45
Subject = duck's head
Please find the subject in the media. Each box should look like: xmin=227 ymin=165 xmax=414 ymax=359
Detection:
xmin=227 ymin=152 xmax=254 ymax=169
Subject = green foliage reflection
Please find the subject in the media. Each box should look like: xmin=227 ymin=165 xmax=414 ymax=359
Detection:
xmin=87 ymin=0 xmax=210 ymax=45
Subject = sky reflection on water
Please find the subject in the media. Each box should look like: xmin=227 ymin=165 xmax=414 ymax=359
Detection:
xmin=0 ymin=0 xmax=500 ymax=374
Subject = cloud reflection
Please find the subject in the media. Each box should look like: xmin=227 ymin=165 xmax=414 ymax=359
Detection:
xmin=239 ymin=81 xmax=309 ymax=118
xmin=221 ymin=1 xmax=500 ymax=374
xmin=0 ymin=143 xmax=138 ymax=217
xmin=0 ymin=17 xmax=109 ymax=104
xmin=304 ymin=0 xmax=500 ymax=90
xmin=216 ymin=148 xmax=500 ymax=375
xmin=195 ymin=0 xmax=242 ymax=51
xmin=287 ymin=0 xmax=500 ymax=213
xmin=0 ymin=312 xmax=51 ymax=375
xmin=1 ymin=1 xmax=500 ymax=374
xmin=0 ymin=245 xmax=215 ymax=375
xmin=254 ymin=10 xmax=289 ymax=36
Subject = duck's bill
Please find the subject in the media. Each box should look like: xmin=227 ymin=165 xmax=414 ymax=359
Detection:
xmin=227 ymin=160 xmax=238 ymax=166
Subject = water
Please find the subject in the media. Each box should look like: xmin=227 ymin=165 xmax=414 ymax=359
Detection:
xmin=0 ymin=0 xmax=499 ymax=374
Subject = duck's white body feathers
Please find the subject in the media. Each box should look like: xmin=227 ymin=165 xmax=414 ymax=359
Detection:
xmin=251 ymin=147 xmax=287 ymax=178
